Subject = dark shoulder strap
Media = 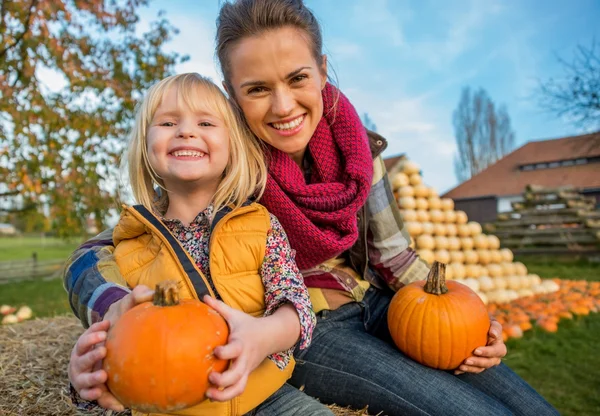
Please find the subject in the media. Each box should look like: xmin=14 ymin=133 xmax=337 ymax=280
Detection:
xmin=131 ymin=205 xmax=211 ymax=299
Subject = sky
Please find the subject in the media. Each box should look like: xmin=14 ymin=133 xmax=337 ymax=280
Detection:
xmin=135 ymin=0 xmax=600 ymax=194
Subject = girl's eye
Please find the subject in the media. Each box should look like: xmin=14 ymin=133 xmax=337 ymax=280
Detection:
xmin=160 ymin=121 xmax=175 ymax=127
xmin=199 ymin=122 xmax=213 ymax=127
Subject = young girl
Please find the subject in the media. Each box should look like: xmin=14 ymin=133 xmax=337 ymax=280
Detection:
xmin=66 ymin=73 xmax=332 ymax=416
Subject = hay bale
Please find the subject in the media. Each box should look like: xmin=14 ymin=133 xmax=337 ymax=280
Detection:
xmin=0 ymin=316 xmax=369 ymax=416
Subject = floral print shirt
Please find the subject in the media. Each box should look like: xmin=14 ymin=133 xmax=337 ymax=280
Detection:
xmin=162 ymin=205 xmax=315 ymax=369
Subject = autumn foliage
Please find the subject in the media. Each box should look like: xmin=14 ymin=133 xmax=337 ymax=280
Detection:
xmin=0 ymin=0 xmax=187 ymax=236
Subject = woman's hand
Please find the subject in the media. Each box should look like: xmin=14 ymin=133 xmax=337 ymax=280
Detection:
xmin=454 ymin=320 xmax=507 ymax=375
xmin=203 ymin=295 xmax=271 ymax=402
xmin=68 ymin=285 xmax=154 ymax=410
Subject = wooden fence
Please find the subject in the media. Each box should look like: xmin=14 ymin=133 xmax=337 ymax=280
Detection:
xmin=0 ymin=258 xmax=65 ymax=284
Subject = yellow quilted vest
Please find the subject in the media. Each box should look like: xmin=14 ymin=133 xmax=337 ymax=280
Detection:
xmin=111 ymin=203 xmax=295 ymax=416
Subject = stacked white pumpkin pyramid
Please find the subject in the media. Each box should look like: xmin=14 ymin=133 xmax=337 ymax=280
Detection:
xmin=390 ymin=158 xmax=559 ymax=305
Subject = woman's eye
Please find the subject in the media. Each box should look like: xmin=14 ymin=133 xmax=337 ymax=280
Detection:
xmin=248 ymin=86 xmax=267 ymax=95
xmin=291 ymin=74 xmax=308 ymax=83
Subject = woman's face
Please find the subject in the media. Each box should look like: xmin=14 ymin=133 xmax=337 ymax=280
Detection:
xmin=227 ymin=26 xmax=327 ymax=166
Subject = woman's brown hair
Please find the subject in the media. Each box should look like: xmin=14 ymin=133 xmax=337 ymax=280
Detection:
xmin=216 ymin=0 xmax=324 ymax=91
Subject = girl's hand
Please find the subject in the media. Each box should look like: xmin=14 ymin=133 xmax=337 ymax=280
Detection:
xmin=68 ymin=285 xmax=154 ymax=411
xmin=203 ymin=295 xmax=270 ymax=402
xmin=103 ymin=285 xmax=154 ymax=327
xmin=68 ymin=320 xmax=125 ymax=411
xmin=454 ymin=320 xmax=507 ymax=375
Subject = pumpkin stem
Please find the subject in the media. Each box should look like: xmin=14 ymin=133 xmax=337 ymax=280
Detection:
xmin=423 ymin=261 xmax=448 ymax=295
xmin=153 ymin=280 xmax=180 ymax=306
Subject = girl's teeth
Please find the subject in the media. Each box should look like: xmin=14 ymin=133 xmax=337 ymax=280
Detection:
xmin=272 ymin=116 xmax=303 ymax=130
xmin=172 ymin=150 xmax=204 ymax=157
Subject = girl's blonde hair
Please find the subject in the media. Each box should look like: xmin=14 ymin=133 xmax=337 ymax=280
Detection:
xmin=124 ymin=73 xmax=267 ymax=214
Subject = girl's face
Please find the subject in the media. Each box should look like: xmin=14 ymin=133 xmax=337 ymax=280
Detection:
xmin=227 ymin=26 xmax=327 ymax=166
xmin=146 ymin=87 xmax=230 ymax=192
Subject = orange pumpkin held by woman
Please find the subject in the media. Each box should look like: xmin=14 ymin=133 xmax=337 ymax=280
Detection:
xmin=103 ymin=281 xmax=229 ymax=413
xmin=388 ymin=261 xmax=490 ymax=370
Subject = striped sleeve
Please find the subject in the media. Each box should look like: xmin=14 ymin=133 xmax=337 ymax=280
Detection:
xmin=62 ymin=228 xmax=130 ymax=328
xmin=366 ymin=156 xmax=430 ymax=291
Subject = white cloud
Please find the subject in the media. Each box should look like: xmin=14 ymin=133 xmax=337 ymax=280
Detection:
xmin=346 ymin=89 xmax=458 ymax=193
xmin=139 ymin=8 xmax=220 ymax=83
xmin=352 ymin=0 xmax=407 ymax=47
xmin=327 ymin=39 xmax=362 ymax=60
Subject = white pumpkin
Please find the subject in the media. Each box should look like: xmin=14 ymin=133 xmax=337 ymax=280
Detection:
xmin=417 ymin=249 xmax=435 ymax=265
xmin=416 ymin=234 xmax=435 ymax=250
xmin=500 ymin=248 xmax=514 ymax=263
xmin=467 ymin=221 xmax=482 ymax=237
xmin=446 ymin=237 xmax=461 ymax=251
xmin=420 ymin=223 xmax=433 ymax=236
xmin=413 ymin=184 xmax=430 ymax=198
xmin=462 ymin=277 xmax=481 ymax=292
xmin=476 ymin=249 xmax=492 ymax=265
xmin=463 ymin=250 xmax=479 ymax=264
xmin=433 ymin=236 xmax=449 ymax=250
xmin=473 ymin=234 xmax=489 ymax=249
xmin=490 ymin=250 xmax=503 ymax=264
xmin=513 ymin=262 xmax=528 ymax=276
xmin=457 ymin=224 xmax=471 ymax=238
xmin=429 ymin=209 xmax=445 ymax=223
xmin=444 ymin=210 xmax=457 ymax=224
xmin=445 ymin=223 xmax=458 ymax=236
xmin=433 ymin=223 xmax=448 ymax=236
xmin=455 ymin=210 xmax=468 ymax=224
xmin=415 ymin=198 xmax=429 ymax=210
xmin=402 ymin=160 xmax=420 ymax=175
xmin=449 ymin=263 xmax=466 ymax=280
xmin=406 ymin=222 xmax=423 ymax=236
xmin=416 ymin=209 xmax=430 ymax=223
xmin=434 ymin=249 xmax=450 ymax=264
xmin=392 ymin=172 xmax=409 ymax=189
xmin=397 ymin=186 xmax=415 ymax=198
xmin=401 ymin=209 xmax=418 ymax=222
xmin=409 ymin=173 xmax=422 ymax=186
xmin=427 ymin=197 xmax=442 ymax=210
xmin=460 ymin=237 xmax=474 ymax=250
xmin=487 ymin=235 xmax=501 ymax=250
xmin=478 ymin=276 xmax=495 ymax=292
xmin=440 ymin=198 xmax=454 ymax=211
xmin=398 ymin=196 xmax=417 ymax=210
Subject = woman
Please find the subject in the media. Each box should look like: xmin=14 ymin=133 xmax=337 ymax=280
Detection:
xmin=66 ymin=0 xmax=558 ymax=414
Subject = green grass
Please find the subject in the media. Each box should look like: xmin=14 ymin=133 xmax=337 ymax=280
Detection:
xmin=516 ymin=255 xmax=600 ymax=281
xmin=0 ymin=236 xmax=81 ymax=262
xmin=504 ymin=314 xmax=600 ymax=416
xmin=1 ymin=256 xmax=599 ymax=415
xmin=0 ymin=277 xmax=72 ymax=317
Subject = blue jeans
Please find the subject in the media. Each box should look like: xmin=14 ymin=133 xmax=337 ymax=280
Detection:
xmin=290 ymin=286 xmax=559 ymax=416
xmin=248 ymin=383 xmax=333 ymax=415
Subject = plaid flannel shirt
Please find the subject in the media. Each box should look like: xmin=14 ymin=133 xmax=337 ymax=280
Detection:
xmin=303 ymin=155 xmax=430 ymax=313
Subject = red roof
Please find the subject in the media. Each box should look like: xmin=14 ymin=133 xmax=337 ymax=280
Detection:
xmin=442 ymin=132 xmax=600 ymax=199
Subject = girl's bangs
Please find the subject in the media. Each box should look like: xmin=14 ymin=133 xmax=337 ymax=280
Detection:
xmin=174 ymin=77 xmax=227 ymax=123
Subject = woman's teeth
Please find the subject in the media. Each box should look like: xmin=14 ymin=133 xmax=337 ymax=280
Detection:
xmin=272 ymin=115 xmax=304 ymax=130
xmin=171 ymin=150 xmax=205 ymax=157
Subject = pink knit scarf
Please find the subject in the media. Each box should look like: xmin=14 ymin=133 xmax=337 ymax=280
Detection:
xmin=260 ymin=83 xmax=373 ymax=269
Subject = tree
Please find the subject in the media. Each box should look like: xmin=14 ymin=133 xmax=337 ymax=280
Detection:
xmin=0 ymin=1 xmax=187 ymax=237
xmin=538 ymin=40 xmax=600 ymax=133
xmin=362 ymin=112 xmax=377 ymax=132
xmin=453 ymin=87 xmax=515 ymax=182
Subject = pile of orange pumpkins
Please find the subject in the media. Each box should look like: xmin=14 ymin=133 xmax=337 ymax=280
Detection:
xmin=488 ymin=279 xmax=600 ymax=340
